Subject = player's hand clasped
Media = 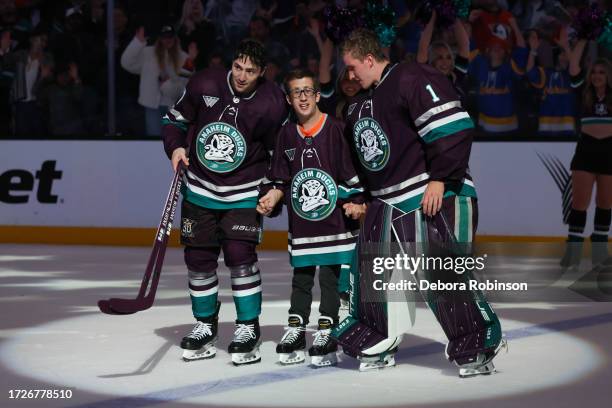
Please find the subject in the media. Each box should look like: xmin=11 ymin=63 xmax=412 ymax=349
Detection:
xmin=343 ymin=203 xmax=367 ymax=220
xmin=421 ymin=180 xmax=444 ymax=217
xmin=171 ymin=147 xmax=190 ymax=172
xmin=257 ymin=189 xmax=284 ymax=216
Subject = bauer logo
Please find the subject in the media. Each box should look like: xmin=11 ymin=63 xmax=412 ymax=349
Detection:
xmin=0 ymin=160 xmax=62 ymax=204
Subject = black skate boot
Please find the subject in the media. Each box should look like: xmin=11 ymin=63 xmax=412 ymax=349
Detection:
xmin=276 ymin=314 xmax=306 ymax=365
xmin=181 ymin=302 xmax=220 ymax=361
xmin=228 ymin=318 xmax=261 ymax=366
xmin=308 ymin=317 xmax=338 ymax=367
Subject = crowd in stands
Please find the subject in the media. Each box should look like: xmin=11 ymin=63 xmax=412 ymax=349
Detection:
xmin=0 ymin=0 xmax=609 ymax=138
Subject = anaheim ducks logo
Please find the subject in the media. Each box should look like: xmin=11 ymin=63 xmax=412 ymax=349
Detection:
xmin=196 ymin=121 xmax=246 ymax=173
xmin=291 ymin=168 xmax=337 ymax=221
xmin=353 ymin=118 xmax=390 ymax=171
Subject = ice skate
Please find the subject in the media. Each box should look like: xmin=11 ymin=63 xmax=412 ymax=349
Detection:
xmin=560 ymin=241 xmax=583 ymax=268
xmin=457 ymin=338 xmax=508 ymax=378
xmin=180 ymin=302 xmax=219 ymax=361
xmin=276 ymin=315 xmax=306 ymax=365
xmin=228 ymin=318 xmax=261 ymax=366
xmin=309 ymin=317 xmax=338 ymax=367
xmin=358 ymin=348 xmax=397 ymax=372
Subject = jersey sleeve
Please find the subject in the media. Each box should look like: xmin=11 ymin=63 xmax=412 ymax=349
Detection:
xmin=161 ymin=76 xmax=200 ymax=159
xmin=259 ymin=126 xmax=291 ymax=217
xmin=400 ymin=65 xmax=475 ymax=182
xmin=510 ymin=46 xmax=529 ymax=77
xmin=334 ymin=122 xmax=366 ymax=204
xmin=527 ymin=66 xmax=546 ymax=89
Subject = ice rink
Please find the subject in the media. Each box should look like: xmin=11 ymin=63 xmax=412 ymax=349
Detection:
xmin=1 ymin=244 xmax=611 ymax=408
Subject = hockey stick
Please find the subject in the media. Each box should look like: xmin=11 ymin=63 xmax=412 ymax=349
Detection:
xmin=98 ymin=163 xmax=184 ymax=315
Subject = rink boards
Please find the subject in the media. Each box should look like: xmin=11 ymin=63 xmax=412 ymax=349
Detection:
xmin=0 ymin=140 xmax=590 ymax=245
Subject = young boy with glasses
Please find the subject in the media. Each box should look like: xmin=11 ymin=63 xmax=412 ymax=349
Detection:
xmin=257 ymin=69 xmax=366 ymax=366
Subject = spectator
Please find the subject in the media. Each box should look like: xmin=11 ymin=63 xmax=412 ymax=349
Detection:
xmin=417 ymin=11 xmax=471 ymax=102
xmin=121 ymin=24 xmax=195 ymax=137
xmin=111 ymin=3 xmax=145 ymax=137
xmin=468 ymin=15 xmax=528 ymax=134
xmin=248 ymin=15 xmax=289 ymax=67
xmin=0 ymin=27 xmax=15 ymax=135
xmin=470 ymin=1 xmax=519 ymax=54
xmin=177 ymin=0 xmax=216 ymax=71
xmin=525 ymin=29 xmax=576 ymax=136
xmin=36 ymin=62 xmax=86 ymax=136
xmin=4 ymin=26 xmax=50 ymax=136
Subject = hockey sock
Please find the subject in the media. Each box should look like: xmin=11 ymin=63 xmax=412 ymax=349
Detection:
xmin=230 ymin=264 xmax=262 ymax=321
xmin=188 ymin=270 xmax=219 ymax=320
xmin=567 ymin=208 xmax=587 ymax=242
xmin=592 ymin=207 xmax=611 ymax=242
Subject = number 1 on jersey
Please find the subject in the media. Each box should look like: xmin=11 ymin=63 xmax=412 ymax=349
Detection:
xmin=425 ymin=84 xmax=440 ymax=103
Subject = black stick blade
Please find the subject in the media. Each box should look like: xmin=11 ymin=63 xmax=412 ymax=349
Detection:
xmin=105 ymin=297 xmax=154 ymax=314
xmin=98 ymin=299 xmax=130 ymax=315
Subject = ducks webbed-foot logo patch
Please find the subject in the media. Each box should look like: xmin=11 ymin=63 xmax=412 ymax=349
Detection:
xmin=353 ymin=118 xmax=390 ymax=171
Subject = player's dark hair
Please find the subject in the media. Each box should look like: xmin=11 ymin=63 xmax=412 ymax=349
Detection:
xmin=340 ymin=28 xmax=387 ymax=62
xmin=283 ymin=69 xmax=320 ymax=93
xmin=233 ymin=39 xmax=267 ymax=70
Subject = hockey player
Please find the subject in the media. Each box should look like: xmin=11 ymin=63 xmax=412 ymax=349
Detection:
xmin=333 ymin=29 xmax=505 ymax=376
xmin=257 ymin=69 xmax=366 ymax=367
xmin=162 ymin=39 xmax=288 ymax=365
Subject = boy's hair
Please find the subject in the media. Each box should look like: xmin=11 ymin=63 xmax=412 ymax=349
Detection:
xmin=283 ymin=69 xmax=319 ymax=93
xmin=233 ymin=39 xmax=267 ymax=69
xmin=339 ymin=28 xmax=386 ymax=62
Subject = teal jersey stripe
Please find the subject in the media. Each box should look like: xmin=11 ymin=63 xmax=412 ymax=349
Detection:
xmin=290 ymin=250 xmax=354 ymax=268
xmin=183 ymin=187 xmax=258 ymax=210
xmin=422 ymin=117 xmax=475 ymax=144
xmin=457 ymin=196 xmax=470 ymax=243
xmin=338 ymin=185 xmax=364 ymax=199
xmin=162 ymin=117 xmax=188 ymax=131
xmin=394 ymin=183 xmax=477 ymax=214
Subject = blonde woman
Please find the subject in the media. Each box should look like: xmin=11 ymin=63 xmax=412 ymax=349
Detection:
xmin=121 ymin=25 xmax=196 ymax=136
xmin=562 ymin=38 xmax=612 ymax=267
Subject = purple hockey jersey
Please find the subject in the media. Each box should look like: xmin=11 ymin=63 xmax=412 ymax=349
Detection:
xmin=262 ymin=114 xmax=365 ymax=267
xmin=344 ymin=62 xmax=477 ymax=214
xmin=162 ymin=68 xmax=288 ymax=209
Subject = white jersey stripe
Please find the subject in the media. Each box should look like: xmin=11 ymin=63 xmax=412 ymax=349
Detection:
xmin=186 ymin=171 xmax=264 ymax=192
xmin=418 ymin=112 xmax=471 ymax=138
xmin=414 ymin=101 xmax=462 ymax=127
xmin=289 ymin=231 xmax=359 ymax=245
xmin=370 ymin=172 xmax=429 ymax=196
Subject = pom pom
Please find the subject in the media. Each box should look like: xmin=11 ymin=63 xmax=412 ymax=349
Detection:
xmin=323 ymin=5 xmax=363 ymax=45
xmin=572 ymin=4 xmax=605 ymax=41
xmin=415 ymin=0 xmax=471 ymax=30
xmin=364 ymin=2 xmax=397 ymax=47
xmin=453 ymin=0 xmax=471 ymax=20
xmin=598 ymin=13 xmax=612 ymax=52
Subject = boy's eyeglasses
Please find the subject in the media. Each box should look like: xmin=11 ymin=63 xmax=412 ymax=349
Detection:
xmin=289 ymin=87 xmax=317 ymax=98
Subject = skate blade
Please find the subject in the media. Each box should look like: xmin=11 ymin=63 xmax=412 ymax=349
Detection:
xmin=231 ymin=348 xmax=262 ymax=366
xmin=358 ymin=355 xmax=396 ymax=372
xmin=310 ymin=352 xmax=338 ymax=367
xmin=182 ymin=344 xmax=217 ymax=361
xmin=278 ymin=350 xmax=305 ymax=365
xmin=459 ymin=362 xmax=496 ymax=378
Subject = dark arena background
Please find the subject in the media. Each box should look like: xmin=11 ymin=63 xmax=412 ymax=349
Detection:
xmin=1 ymin=1 xmax=611 ymax=407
